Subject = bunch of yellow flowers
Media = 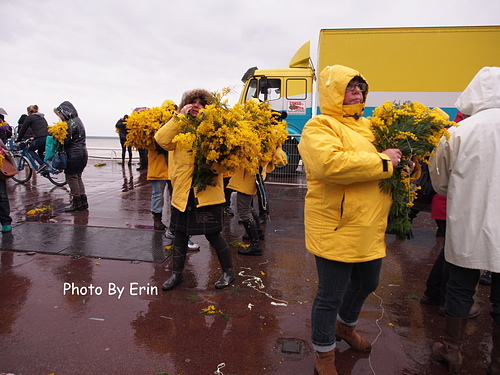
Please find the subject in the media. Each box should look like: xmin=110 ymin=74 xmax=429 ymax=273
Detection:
xmin=370 ymin=100 xmax=455 ymax=238
xmin=48 ymin=121 xmax=68 ymax=144
xmin=173 ymin=92 xmax=288 ymax=191
xmin=125 ymin=101 xmax=178 ymax=150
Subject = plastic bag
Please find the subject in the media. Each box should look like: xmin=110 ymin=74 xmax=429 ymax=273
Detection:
xmin=44 ymin=136 xmax=58 ymax=161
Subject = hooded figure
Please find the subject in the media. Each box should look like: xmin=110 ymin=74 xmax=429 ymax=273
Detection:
xmin=298 ymin=65 xmax=402 ymax=374
xmin=54 ymin=101 xmax=88 ymax=211
xmin=430 ymin=67 xmax=500 ymax=374
xmin=299 ymin=65 xmax=395 ymax=263
xmin=154 ymin=89 xmax=234 ymax=292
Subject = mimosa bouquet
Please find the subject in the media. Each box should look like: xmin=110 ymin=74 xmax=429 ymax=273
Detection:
xmin=125 ymin=101 xmax=178 ymax=149
xmin=370 ymin=101 xmax=455 ymax=238
xmin=48 ymin=121 xmax=68 ymax=144
xmin=173 ymin=90 xmax=288 ymax=191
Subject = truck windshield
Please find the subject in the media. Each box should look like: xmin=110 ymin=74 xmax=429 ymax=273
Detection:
xmin=245 ymin=78 xmax=281 ymax=102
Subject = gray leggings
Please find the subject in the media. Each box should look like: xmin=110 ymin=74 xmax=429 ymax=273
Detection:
xmin=66 ymin=173 xmax=86 ymax=196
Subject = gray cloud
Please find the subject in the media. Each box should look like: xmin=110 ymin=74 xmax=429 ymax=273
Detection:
xmin=1 ymin=0 xmax=498 ymax=135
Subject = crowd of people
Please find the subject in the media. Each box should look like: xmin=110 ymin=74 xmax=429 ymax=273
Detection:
xmin=1 ymin=64 xmax=498 ymax=375
xmin=0 ymin=101 xmax=90 ymax=232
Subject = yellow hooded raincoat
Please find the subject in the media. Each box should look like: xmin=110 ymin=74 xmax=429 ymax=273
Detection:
xmin=227 ymin=147 xmax=287 ymax=195
xmin=298 ymin=65 xmax=394 ymax=263
xmin=154 ymin=117 xmax=225 ymax=212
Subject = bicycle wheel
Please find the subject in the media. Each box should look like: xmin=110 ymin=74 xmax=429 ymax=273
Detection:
xmin=44 ymin=170 xmax=67 ymax=186
xmin=11 ymin=155 xmax=33 ymax=183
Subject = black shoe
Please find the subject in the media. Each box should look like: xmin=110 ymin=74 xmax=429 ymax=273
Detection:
xmin=238 ymin=243 xmax=262 ymax=256
xmin=420 ymin=293 xmax=440 ymax=305
xmin=479 ymin=271 xmax=492 ymax=286
xmin=259 ymin=214 xmax=268 ymax=225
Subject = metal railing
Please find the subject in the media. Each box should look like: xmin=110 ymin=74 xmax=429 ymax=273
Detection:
xmin=265 ymin=134 xmax=306 ymax=186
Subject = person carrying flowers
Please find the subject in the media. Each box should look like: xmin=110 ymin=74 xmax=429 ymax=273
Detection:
xmin=53 ymin=101 xmax=89 ymax=212
xmin=227 ymin=140 xmax=287 ymax=256
xmin=298 ymin=65 xmax=403 ymax=375
xmin=154 ymin=89 xmax=234 ymax=291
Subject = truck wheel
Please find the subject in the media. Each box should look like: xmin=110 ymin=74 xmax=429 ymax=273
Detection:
xmin=272 ymin=138 xmax=300 ymax=176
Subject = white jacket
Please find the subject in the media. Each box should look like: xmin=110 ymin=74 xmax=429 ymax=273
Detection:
xmin=429 ymin=67 xmax=500 ymax=272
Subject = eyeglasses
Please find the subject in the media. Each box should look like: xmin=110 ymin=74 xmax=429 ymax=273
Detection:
xmin=346 ymin=82 xmax=367 ymax=92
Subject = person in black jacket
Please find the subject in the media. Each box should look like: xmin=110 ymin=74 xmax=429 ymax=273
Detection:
xmin=16 ymin=105 xmax=49 ymax=170
xmin=54 ymin=101 xmax=89 ymax=212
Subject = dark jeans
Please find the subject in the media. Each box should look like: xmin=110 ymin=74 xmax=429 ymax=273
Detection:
xmin=423 ymin=248 xmax=449 ymax=305
xmin=28 ymin=136 xmax=47 ymax=165
xmin=311 ymin=256 xmax=382 ymax=351
xmin=422 ymin=219 xmax=448 ymax=303
xmin=446 ymin=263 xmax=500 ymax=325
xmin=0 ymin=180 xmax=12 ymax=225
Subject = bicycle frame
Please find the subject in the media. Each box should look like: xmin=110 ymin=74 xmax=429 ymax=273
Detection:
xmin=10 ymin=141 xmax=67 ymax=186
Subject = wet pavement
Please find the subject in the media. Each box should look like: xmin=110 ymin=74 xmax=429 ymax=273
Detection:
xmin=0 ymin=159 xmax=495 ymax=375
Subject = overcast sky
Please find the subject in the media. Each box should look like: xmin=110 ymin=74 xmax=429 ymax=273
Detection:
xmin=1 ymin=0 xmax=498 ymax=137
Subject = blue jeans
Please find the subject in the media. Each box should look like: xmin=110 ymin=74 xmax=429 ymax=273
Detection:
xmin=446 ymin=263 xmax=500 ymax=325
xmin=150 ymin=180 xmax=167 ymax=214
xmin=311 ymin=256 xmax=382 ymax=351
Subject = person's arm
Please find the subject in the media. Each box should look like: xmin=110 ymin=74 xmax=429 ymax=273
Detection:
xmin=429 ymin=136 xmax=451 ymax=196
xmin=299 ymin=117 xmax=397 ymax=185
xmin=16 ymin=116 xmax=30 ymax=141
xmin=154 ymin=117 xmax=181 ymax=152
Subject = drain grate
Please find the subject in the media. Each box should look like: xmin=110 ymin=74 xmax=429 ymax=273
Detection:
xmin=275 ymin=338 xmax=309 ymax=360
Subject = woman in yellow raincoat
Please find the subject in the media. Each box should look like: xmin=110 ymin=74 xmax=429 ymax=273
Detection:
xmin=154 ymin=89 xmax=234 ymax=291
xmin=298 ymin=65 xmax=402 ymax=375
xmin=227 ymin=146 xmax=287 ymax=256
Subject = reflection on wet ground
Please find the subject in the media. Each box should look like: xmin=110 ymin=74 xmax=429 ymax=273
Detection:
xmin=0 ymin=160 xmax=494 ymax=374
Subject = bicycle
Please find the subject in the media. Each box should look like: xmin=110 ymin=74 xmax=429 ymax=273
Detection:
xmin=7 ymin=140 xmax=67 ymax=187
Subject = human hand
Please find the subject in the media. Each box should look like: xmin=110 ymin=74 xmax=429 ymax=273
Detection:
xmin=382 ymin=148 xmax=403 ymax=167
xmin=406 ymin=154 xmax=418 ymax=175
xmin=180 ymin=104 xmax=194 ymax=116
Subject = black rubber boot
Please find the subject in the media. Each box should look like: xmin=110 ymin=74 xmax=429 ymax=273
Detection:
xmin=243 ymin=210 xmax=265 ymax=240
xmin=162 ymin=246 xmax=187 ymax=291
xmin=80 ymin=195 xmax=89 ymax=210
xmin=239 ymin=219 xmax=262 ymax=256
xmin=64 ymin=195 xmax=83 ymax=212
xmin=152 ymin=212 xmax=166 ymax=231
xmin=214 ymin=246 xmax=235 ymax=289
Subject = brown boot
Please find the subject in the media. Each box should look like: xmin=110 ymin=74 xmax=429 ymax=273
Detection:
xmin=152 ymin=212 xmax=166 ymax=231
xmin=335 ymin=320 xmax=372 ymax=352
xmin=432 ymin=315 xmax=467 ymax=374
xmin=488 ymin=324 xmax=500 ymax=375
xmin=314 ymin=349 xmax=338 ymax=375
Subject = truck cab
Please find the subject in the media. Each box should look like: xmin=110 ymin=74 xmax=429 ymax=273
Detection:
xmin=238 ymin=42 xmax=315 ymax=174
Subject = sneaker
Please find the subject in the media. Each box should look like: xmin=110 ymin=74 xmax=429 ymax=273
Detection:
xmin=163 ymin=230 xmax=174 ymax=246
xmin=1 ymin=224 xmax=12 ymax=233
xmin=188 ymin=240 xmax=200 ymax=251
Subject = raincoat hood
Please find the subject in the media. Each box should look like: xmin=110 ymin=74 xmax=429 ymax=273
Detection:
xmin=319 ymin=65 xmax=368 ymax=120
xmin=55 ymin=101 xmax=79 ymax=120
xmin=179 ymin=89 xmax=213 ymax=110
xmin=455 ymin=66 xmax=500 ymax=116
